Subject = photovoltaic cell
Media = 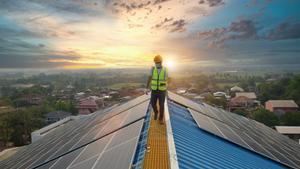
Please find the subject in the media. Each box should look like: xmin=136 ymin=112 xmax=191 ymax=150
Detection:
xmin=50 ymin=120 xmax=144 ymax=169
xmin=1 ymin=95 xmax=150 ymax=169
xmin=211 ymin=118 xmax=251 ymax=149
xmin=189 ymin=109 xmax=224 ymax=138
xmin=168 ymin=91 xmax=300 ymax=169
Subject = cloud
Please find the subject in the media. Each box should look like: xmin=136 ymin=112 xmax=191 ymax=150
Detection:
xmin=228 ymin=19 xmax=258 ymax=39
xmin=153 ymin=0 xmax=171 ymax=5
xmin=168 ymin=19 xmax=187 ymax=32
xmin=154 ymin=18 xmax=187 ymax=33
xmin=154 ymin=17 xmax=174 ymax=28
xmin=197 ymin=19 xmax=258 ymax=47
xmin=266 ymin=22 xmax=300 ymax=40
xmin=197 ymin=18 xmax=300 ymax=48
xmin=112 ymin=1 xmax=152 ymax=13
xmin=197 ymin=0 xmax=225 ymax=7
xmin=206 ymin=0 xmax=225 ymax=7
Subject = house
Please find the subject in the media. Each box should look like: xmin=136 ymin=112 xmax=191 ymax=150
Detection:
xmin=213 ymin=91 xmax=226 ymax=97
xmin=230 ymin=85 xmax=244 ymax=92
xmin=77 ymin=97 xmax=99 ymax=115
xmin=265 ymin=100 xmax=299 ymax=116
xmin=45 ymin=110 xmax=71 ymax=124
xmin=275 ymin=126 xmax=300 ymax=144
xmin=3 ymin=92 xmax=300 ymax=169
xmin=235 ymin=92 xmax=257 ymax=100
xmin=213 ymin=91 xmax=230 ymax=99
xmin=228 ymin=96 xmax=254 ymax=111
xmin=176 ymin=88 xmax=187 ymax=94
xmin=229 ymin=92 xmax=259 ymax=111
xmin=17 ymin=94 xmax=44 ymax=106
xmin=75 ymin=92 xmax=85 ymax=100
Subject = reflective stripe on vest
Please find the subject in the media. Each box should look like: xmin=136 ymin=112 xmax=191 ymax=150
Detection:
xmin=151 ymin=67 xmax=167 ymax=91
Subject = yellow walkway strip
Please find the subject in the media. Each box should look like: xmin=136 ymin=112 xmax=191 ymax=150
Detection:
xmin=143 ymin=111 xmax=170 ymax=169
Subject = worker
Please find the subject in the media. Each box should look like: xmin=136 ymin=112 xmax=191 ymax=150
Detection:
xmin=145 ymin=55 xmax=170 ymax=124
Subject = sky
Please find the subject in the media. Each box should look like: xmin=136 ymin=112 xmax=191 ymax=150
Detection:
xmin=0 ymin=0 xmax=300 ymax=70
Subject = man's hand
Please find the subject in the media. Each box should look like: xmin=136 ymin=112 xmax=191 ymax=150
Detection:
xmin=144 ymin=89 xmax=150 ymax=95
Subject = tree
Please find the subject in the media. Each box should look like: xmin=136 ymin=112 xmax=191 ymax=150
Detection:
xmin=252 ymin=108 xmax=279 ymax=127
xmin=55 ymin=100 xmax=77 ymax=115
xmin=285 ymin=75 xmax=300 ymax=105
xmin=0 ymin=114 xmax=11 ymax=145
xmin=232 ymin=108 xmax=248 ymax=117
xmin=204 ymin=95 xmax=227 ymax=108
xmin=281 ymin=112 xmax=300 ymax=126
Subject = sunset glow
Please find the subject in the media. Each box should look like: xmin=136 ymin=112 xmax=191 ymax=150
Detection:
xmin=0 ymin=0 xmax=299 ymax=69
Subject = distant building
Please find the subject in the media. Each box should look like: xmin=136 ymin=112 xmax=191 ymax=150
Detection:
xmin=213 ymin=92 xmax=230 ymax=99
xmin=235 ymin=92 xmax=257 ymax=100
xmin=77 ymin=98 xmax=99 ymax=115
xmin=229 ymin=96 xmax=254 ymax=111
xmin=75 ymin=92 xmax=85 ymax=100
xmin=229 ymin=92 xmax=259 ymax=111
xmin=176 ymin=88 xmax=187 ymax=94
xmin=108 ymin=91 xmax=119 ymax=98
xmin=45 ymin=110 xmax=71 ymax=124
xmin=265 ymin=100 xmax=298 ymax=116
xmin=230 ymin=86 xmax=244 ymax=92
xmin=213 ymin=91 xmax=226 ymax=97
xmin=17 ymin=94 xmax=44 ymax=106
xmin=66 ymin=85 xmax=74 ymax=89
xmin=275 ymin=126 xmax=300 ymax=144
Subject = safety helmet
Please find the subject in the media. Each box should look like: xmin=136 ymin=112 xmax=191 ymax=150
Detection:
xmin=153 ymin=55 xmax=163 ymax=63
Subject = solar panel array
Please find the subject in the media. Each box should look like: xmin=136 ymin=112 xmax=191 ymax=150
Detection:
xmin=168 ymin=92 xmax=300 ymax=169
xmin=0 ymin=94 xmax=150 ymax=169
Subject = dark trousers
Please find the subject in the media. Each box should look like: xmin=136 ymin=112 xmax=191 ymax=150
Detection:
xmin=150 ymin=90 xmax=166 ymax=120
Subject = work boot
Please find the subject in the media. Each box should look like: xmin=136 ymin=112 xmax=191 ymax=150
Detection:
xmin=154 ymin=113 xmax=158 ymax=120
xmin=159 ymin=118 xmax=164 ymax=125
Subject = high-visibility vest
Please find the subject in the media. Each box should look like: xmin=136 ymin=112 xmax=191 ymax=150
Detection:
xmin=151 ymin=66 xmax=167 ymax=91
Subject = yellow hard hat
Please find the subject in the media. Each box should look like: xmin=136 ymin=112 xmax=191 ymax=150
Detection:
xmin=154 ymin=55 xmax=163 ymax=63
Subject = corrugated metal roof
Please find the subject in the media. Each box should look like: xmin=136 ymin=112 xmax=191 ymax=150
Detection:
xmin=266 ymin=100 xmax=299 ymax=108
xmin=168 ymin=91 xmax=300 ymax=169
xmin=168 ymin=101 xmax=288 ymax=169
xmin=235 ymin=92 xmax=257 ymax=99
xmin=275 ymin=126 xmax=300 ymax=134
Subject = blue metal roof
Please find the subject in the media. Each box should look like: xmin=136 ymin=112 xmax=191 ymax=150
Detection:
xmin=168 ymin=101 xmax=288 ymax=169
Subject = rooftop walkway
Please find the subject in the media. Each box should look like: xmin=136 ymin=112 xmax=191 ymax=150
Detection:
xmin=143 ymin=111 xmax=170 ymax=169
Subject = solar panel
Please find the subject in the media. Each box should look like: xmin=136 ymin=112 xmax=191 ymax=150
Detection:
xmin=168 ymin=92 xmax=300 ymax=169
xmin=190 ymin=109 xmax=224 ymax=138
xmin=1 ymin=95 xmax=150 ymax=169
xmin=1 ymin=107 xmax=114 ymax=168
xmin=50 ymin=120 xmax=144 ymax=169
xmin=211 ymin=118 xmax=251 ymax=149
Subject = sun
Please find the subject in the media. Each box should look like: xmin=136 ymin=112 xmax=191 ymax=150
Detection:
xmin=165 ymin=59 xmax=175 ymax=69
